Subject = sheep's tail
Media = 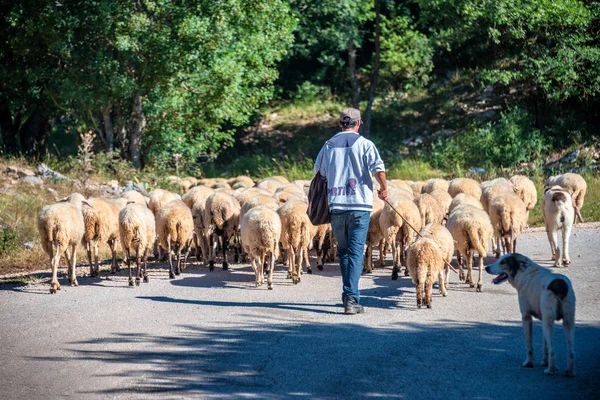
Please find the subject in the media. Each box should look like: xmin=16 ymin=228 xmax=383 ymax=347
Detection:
xmin=467 ymin=224 xmax=488 ymax=258
xmin=500 ymin=209 xmax=512 ymax=236
xmin=83 ymin=210 xmax=99 ymax=243
xmin=175 ymin=221 xmax=185 ymax=252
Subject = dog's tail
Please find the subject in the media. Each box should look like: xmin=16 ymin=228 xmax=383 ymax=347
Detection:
xmin=548 ymin=278 xmax=569 ymax=301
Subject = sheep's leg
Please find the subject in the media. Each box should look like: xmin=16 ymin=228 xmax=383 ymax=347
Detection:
xmin=69 ymin=244 xmax=78 ymax=287
xmin=233 ymin=234 xmax=240 ymax=263
xmin=208 ymin=233 xmax=217 ymax=271
xmin=143 ymin=249 xmax=150 ymax=283
xmin=168 ymin=239 xmax=175 ymax=279
xmin=438 ymin=270 xmax=447 ymax=297
xmin=108 ymin=239 xmax=118 ymax=275
xmin=466 ymin=249 xmax=474 ymax=287
xmin=575 ymin=207 xmax=584 ymax=224
xmin=364 ymin=243 xmax=372 ymax=273
xmin=562 ymin=224 xmax=571 ymax=266
xmin=317 ymin=245 xmax=324 ymax=271
xmin=222 ymin=234 xmax=229 ymax=270
xmin=267 ymin=251 xmax=275 ymax=290
xmin=49 ymin=242 xmax=62 ymax=294
xmin=260 ymin=250 xmax=267 ymax=286
xmin=425 ymin=271 xmax=434 ymax=308
xmin=476 ymin=253 xmax=484 ymax=292
xmin=135 ymin=249 xmax=142 ymax=286
xmin=93 ymin=241 xmax=100 ymax=275
xmin=390 ymin=233 xmax=399 ymax=280
xmin=304 ymin=247 xmax=312 ymax=274
xmin=416 ymin=279 xmax=423 ymax=308
xmin=194 ymin=234 xmax=201 ymax=261
xmin=182 ymin=241 xmax=191 ymax=271
xmin=378 ymin=241 xmax=385 ymax=267
xmin=175 ymin=249 xmax=182 ymax=276
xmin=294 ymin=247 xmax=302 ymax=284
xmin=288 ymin=247 xmax=296 ymax=282
xmin=251 ymin=256 xmax=260 ymax=286
xmin=551 ymin=230 xmax=561 ymax=267
xmin=86 ymin=242 xmax=94 ymax=277
xmin=126 ymin=248 xmax=134 ymax=286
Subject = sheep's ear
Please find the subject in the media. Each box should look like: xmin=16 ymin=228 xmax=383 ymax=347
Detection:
xmin=82 ymin=199 xmax=93 ymax=208
xmin=59 ymin=196 xmax=69 ymax=202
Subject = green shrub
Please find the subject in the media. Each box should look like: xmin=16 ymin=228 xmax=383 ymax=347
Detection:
xmin=294 ymin=81 xmax=332 ymax=103
xmin=0 ymin=224 xmax=21 ymax=256
xmin=430 ymin=107 xmax=551 ymax=171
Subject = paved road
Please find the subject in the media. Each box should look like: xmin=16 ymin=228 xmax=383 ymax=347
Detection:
xmin=1 ymin=226 xmax=599 ymax=399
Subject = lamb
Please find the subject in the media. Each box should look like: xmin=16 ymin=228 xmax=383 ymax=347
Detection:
xmin=542 ymin=186 xmax=575 ymax=267
xmin=448 ymin=178 xmax=482 ymax=199
xmin=379 ymin=194 xmax=423 ymax=280
xmin=182 ymin=185 xmax=214 ymax=208
xmin=509 ymin=175 xmax=538 ymax=219
xmin=119 ymin=203 xmax=156 ymax=286
xmin=311 ymin=223 xmax=332 ymax=272
xmin=420 ymin=223 xmax=454 ymax=296
xmin=407 ymin=237 xmax=445 ymax=309
xmin=489 ymin=193 xmax=528 ymax=257
xmin=446 ymin=205 xmax=493 ymax=292
xmin=38 ymin=193 xmax=91 ymax=294
xmin=156 ymin=199 xmax=194 ymax=279
xmin=81 ymin=197 xmax=121 ymax=276
xmin=421 ymin=178 xmax=449 ymax=194
xmin=414 ymin=193 xmax=445 ymax=226
xmin=448 ymin=193 xmax=483 ymax=215
xmin=204 ymin=192 xmax=241 ymax=271
xmin=428 ymin=189 xmax=453 ymax=218
xmin=546 ymin=173 xmax=587 ymax=223
xmin=241 ymin=206 xmax=282 ymax=289
xmin=277 ymin=200 xmax=313 ymax=283
xmin=148 ymin=189 xmax=180 ymax=217
xmin=363 ymin=198 xmax=386 ymax=273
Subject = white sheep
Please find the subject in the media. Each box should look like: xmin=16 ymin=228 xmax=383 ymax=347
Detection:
xmin=363 ymin=198 xmax=386 ymax=273
xmin=429 ymin=189 xmax=453 ymax=218
xmin=509 ymin=175 xmax=537 ymax=219
xmin=447 ymin=205 xmax=493 ymax=292
xmin=182 ymin=185 xmax=214 ymax=209
xmin=489 ymin=193 xmax=528 ymax=257
xmin=148 ymin=189 xmax=180 ymax=217
xmin=481 ymin=178 xmax=514 ymax=214
xmin=542 ymin=186 xmax=575 ymax=267
xmin=407 ymin=237 xmax=445 ymax=309
xmin=119 ymin=203 xmax=156 ymax=286
xmin=410 ymin=181 xmax=425 ymax=198
xmin=420 ymin=223 xmax=454 ymax=296
xmin=277 ymin=200 xmax=313 ymax=283
xmin=448 ymin=178 xmax=482 ymax=199
xmin=379 ymin=194 xmax=422 ymax=280
xmin=422 ymin=178 xmax=449 ymax=194
xmin=156 ymin=199 xmax=194 ymax=279
xmin=241 ymin=206 xmax=282 ymax=289
xmin=414 ymin=193 xmax=445 ymax=226
xmin=205 ymin=192 xmax=241 ymax=271
xmin=448 ymin=193 xmax=483 ymax=215
xmin=311 ymin=223 xmax=332 ymax=272
xmin=38 ymin=193 xmax=91 ymax=293
xmin=119 ymin=190 xmax=148 ymax=206
xmin=81 ymin=197 xmax=121 ymax=276
xmin=546 ymin=173 xmax=587 ymax=223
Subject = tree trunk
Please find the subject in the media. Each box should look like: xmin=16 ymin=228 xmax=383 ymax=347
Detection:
xmin=19 ymin=110 xmax=50 ymax=159
xmin=0 ymin=103 xmax=19 ymax=154
xmin=348 ymin=39 xmax=360 ymax=109
xmin=363 ymin=0 xmax=382 ymax=139
xmin=102 ymin=105 xmax=114 ymax=152
xmin=128 ymin=93 xmax=146 ymax=168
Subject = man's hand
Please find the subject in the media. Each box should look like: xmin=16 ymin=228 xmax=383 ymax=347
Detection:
xmin=375 ymin=171 xmax=388 ymax=201
xmin=378 ymin=188 xmax=388 ymax=201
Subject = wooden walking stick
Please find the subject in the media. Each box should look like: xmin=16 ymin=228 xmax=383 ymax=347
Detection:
xmin=383 ymin=199 xmax=459 ymax=274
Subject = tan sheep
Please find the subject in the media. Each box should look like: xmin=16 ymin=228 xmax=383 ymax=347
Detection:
xmin=480 ymin=178 xmax=514 ymax=213
xmin=509 ymin=175 xmax=537 ymax=220
xmin=489 ymin=193 xmax=528 ymax=257
xmin=363 ymin=198 xmax=386 ymax=273
xmin=233 ymin=187 xmax=273 ymax=207
xmin=429 ymin=189 xmax=453 ymax=218
xmin=278 ymin=200 xmax=313 ymax=283
xmin=229 ymin=175 xmax=255 ymax=188
xmin=414 ymin=193 xmax=445 ymax=227
xmin=311 ymin=223 xmax=332 ymax=272
xmin=191 ymin=197 xmax=211 ymax=265
xmin=422 ymin=178 xmax=449 ymax=194
xmin=119 ymin=203 xmax=156 ymax=286
xmin=268 ymin=175 xmax=289 ymax=184
xmin=119 ymin=190 xmax=148 ymax=206
xmin=241 ymin=206 xmax=282 ymax=289
xmin=390 ymin=179 xmax=414 ymax=194
xmin=156 ymin=199 xmax=194 ymax=279
xmin=240 ymin=195 xmax=280 ymax=224
xmin=407 ymin=237 xmax=445 ymax=309
xmin=38 ymin=193 xmax=91 ymax=293
xmin=379 ymin=194 xmax=422 ymax=280
xmin=446 ymin=205 xmax=493 ymax=292
xmin=448 ymin=193 xmax=483 ymax=215
xmin=546 ymin=173 xmax=587 ymax=223
xmin=448 ymin=178 xmax=482 ymax=199
xmin=256 ymin=178 xmax=283 ymax=194
xmin=410 ymin=181 xmax=425 ymax=198
xmin=82 ymin=197 xmax=121 ymax=277
xmin=148 ymin=189 xmax=180 ymax=217
xmin=199 ymin=178 xmax=216 ymax=187
xmin=205 ymin=192 xmax=241 ymax=271
xmin=182 ymin=185 xmax=214 ymax=208
xmin=420 ymin=223 xmax=454 ymax=296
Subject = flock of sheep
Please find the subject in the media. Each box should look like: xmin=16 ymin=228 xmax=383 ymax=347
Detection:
xmin=37 ymin=172 xmax=587 ymax=306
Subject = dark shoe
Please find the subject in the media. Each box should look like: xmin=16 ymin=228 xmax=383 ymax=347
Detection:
xmin=344 ymin=298 xmax=365 ymax=315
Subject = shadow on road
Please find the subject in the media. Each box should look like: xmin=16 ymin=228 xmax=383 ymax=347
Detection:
xmin=30 ymin=319 xmax=600 ymax=398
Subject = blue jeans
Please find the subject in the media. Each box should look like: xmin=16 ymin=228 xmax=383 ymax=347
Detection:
xmin=330 ymin=210 xmax=370 ymax=304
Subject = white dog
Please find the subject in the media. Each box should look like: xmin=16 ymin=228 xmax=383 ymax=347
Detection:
xmin=486 ymin=253 xmax=576 ymax=377
xmin=542 ymin=186 xmax=574 ymax=267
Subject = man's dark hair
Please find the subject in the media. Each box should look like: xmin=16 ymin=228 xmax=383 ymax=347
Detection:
xmin=340 ymin=115 xmax=358 ymax=129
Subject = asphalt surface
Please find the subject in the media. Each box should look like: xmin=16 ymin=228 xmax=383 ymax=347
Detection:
xmin=1 ymin=225 xmax=599 ymax=399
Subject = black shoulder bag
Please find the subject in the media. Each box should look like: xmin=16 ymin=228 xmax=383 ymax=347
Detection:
xmin=307 ymin=145 xmax=330 ymax=225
